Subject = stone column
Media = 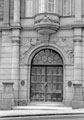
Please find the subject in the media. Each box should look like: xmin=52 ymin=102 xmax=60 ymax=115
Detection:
xmin=11 ymin=29 xmax=20 ymax=99
xmin=72 ymin=0 xmax=83 ymax=109
xmin=75 ymin=0 xmax=81 ymax=21
xmin=3 ymin=0 xmax=9 ymax=26
xmin=72 ymin=31 xmax=83 ymax=109
xmin=14 ymin=0 xmax=20 ymax=25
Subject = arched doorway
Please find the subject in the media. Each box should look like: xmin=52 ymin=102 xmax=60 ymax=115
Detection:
xmin=30 ymin=49 xmax=63 ymax=102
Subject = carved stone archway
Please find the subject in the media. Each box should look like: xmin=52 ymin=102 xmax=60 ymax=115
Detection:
xmin=30 ymin=49 xmax=63 ymax=102
xmin=26 ymin=44 xmax=69 ymax=102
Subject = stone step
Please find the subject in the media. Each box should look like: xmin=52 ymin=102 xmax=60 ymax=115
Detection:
xmin=28 ymin=102 xmax=65 ymax=107
xmin=12 ymin=102 xmax=72 ymax=110
xmin=12 ymin=106 xmax=72 ymax=110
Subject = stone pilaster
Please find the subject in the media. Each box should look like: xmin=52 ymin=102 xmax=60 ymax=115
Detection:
xmin=72 ymin=0 xmax=83 ymax=109
xmin=75 ymin=0 xmax=81 ymax=21
xmin=11 ymin=0 xmax=21 ymax=100
xmin=3 ymin=0 xmax=9 ymax=26
xmin=14 ymin=0 xmax=20 ymax=25
xmin=72 ymin=29 xmax=83 ymax=109
xmin=11 ymin=29 xmax=20 ymax=99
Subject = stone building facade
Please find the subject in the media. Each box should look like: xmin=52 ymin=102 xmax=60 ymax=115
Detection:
xmin=0 ymin=0 xmax=84 ymax=109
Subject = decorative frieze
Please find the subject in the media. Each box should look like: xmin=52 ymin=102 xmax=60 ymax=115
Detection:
xmin=54 ymin=37 xmax=74 ymax=64
xmin=20 ymin=37 xmax=73 ymax=65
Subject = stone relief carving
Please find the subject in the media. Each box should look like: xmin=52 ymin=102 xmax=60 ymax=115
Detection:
xmin=20 ymin=37 xmax=40 ymax=64
xmin=35 ymin=14 xmax=59 ymax=24
xmin=20 ymin=37 xmax=74 ymax=64
xmin=55 ymin=37 xmax=74 ymax=64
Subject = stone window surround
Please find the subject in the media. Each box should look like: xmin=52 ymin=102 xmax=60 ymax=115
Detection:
xmin=24 ymin=0 xmax=72 ymax=17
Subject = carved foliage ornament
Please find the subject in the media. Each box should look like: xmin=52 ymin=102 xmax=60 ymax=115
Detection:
xmin=55 ymin=37 xmax=74 ymax=64
xmin=20 ymin=37 xmax=73 ymax=64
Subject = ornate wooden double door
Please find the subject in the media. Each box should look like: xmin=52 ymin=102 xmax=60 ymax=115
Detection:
xmin=30 ymin=66 xmax=63 ymax=102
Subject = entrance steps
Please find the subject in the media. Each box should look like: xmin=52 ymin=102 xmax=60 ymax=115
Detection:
xmin=12 ymin=102 xmax=72 ymax=110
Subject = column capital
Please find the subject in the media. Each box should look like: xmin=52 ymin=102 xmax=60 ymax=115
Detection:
xmin=72 ymin=21 xmax=83 ymax=29
xmin=12 ymin=29 xmax=20 ymax=43
xmin=73 ymin=35 xmax=82 ymax=43
xmin=11 ymin=36 xmax=20 ymax=44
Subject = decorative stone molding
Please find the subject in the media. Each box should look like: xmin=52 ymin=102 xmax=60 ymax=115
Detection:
xmin=53 ymin=37 xmax=74 ymax=64
xmin=34 ymin=13 xmax=60 ymax=34
xmin=20 ymin=37 xmax=74 ymax=65
xmin=20 ymin=37 xmax=40 ymax=64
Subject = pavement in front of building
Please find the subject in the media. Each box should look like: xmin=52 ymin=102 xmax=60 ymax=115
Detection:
xmin=0 ymin=106 xmax=84 ymax=118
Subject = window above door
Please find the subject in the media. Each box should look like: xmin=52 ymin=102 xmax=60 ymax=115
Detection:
xmin=24 ymin=0 xmax=73 ymax=17
xmin=39 ymin=0 xmax=56 ymax=13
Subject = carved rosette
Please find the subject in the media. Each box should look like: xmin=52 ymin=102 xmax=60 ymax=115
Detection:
xmin=34 ymin=13 xmax=60 ymax=34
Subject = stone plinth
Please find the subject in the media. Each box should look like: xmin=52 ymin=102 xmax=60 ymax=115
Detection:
xmin=72 ymin=84 xmax=83 ymax=109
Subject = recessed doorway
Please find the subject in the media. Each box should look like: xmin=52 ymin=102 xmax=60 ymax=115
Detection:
xmin=30 ymin=49 xmax=63 ymax=102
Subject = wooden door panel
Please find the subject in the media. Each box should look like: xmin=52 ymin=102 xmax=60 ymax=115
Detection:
xmin=31 ymin=66 xmax=63 ymax=102
xmin=46 ymin=66 xmax=63 ymax=102
xmin=31 ymin=67 xmax=45 ymax=101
